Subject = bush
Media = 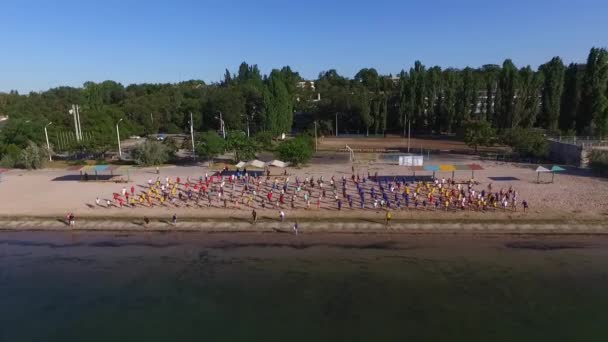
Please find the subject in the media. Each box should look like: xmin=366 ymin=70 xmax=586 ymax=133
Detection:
xmin=254 ymin=131 xmax=274 ymax=151
xmin=163 ymin=137 xmax=180 ymax=153
xmin=589 ymin=150 xmax=608 ymax=176
xmin=17 ymin=142 xmax=48 ymax=169
xmin=131 ymin=141 xmax=173 ymax=166
xmin=275 ymin=136 xmax=314 ymax=166
xmin=501 ymin=128 xmax=548 ymax=159
xmin=0 ymin=144 xmax=21 ymax=168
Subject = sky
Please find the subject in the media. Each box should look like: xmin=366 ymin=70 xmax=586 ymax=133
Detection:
xmin=1 ymin=0 xmax=607 ymax=93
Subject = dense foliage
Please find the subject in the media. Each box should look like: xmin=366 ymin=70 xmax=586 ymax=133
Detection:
xmin=589 ymin=150 xmax=608 ymax=176
xmin=195 ymin=131 xmax=225 ymax=161
xmin=275 ymin=136 xmax=314 ymax=166
xmin=131 ymin=141 xmax=173 ymax=166
xmin=501 ymin=128 xmax=549 ymax=159
xmin=1 ymin=47 xmax=608 ymax=166
xmin=464 ymin=121 xmax=496 ymax=152
xmin=226 ymin=131 xmax=259 ymax=162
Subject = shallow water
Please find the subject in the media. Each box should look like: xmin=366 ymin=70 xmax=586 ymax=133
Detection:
xmin=1 ymin=231 xmax=608 ymax=341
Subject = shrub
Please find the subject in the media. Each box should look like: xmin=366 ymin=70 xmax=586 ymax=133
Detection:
xmin=131 ymin=141 xmax=173 ymax=166
xmin=501 ymin=128 xmax=548 ymax=159
xmin=17 ymin=142 xmax=48 ymax=169
xmin=0 ymin=144 xmax=21 ymax=168
xmin=254 ymin=131 xmax=274 ymax=151
xmin=589 ymin=150 xmax=608 ymax=176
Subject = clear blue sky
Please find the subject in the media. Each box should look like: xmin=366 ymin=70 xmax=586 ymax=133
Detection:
xmin=1 ymin=0 xmax=607 ymax=93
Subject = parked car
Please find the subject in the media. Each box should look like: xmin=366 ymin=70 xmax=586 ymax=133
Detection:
xmin=156 ymin=134 xmax=166 ymax=141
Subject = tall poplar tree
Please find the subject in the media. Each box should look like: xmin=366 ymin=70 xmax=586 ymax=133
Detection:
xmin=539 ymin=57 xmax=565 ymax=131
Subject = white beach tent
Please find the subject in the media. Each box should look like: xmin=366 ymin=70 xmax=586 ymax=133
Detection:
xmin=535 ymin=166 xmax=551 ymax=183
xmin=268 ymin=160 xmax=289 ymax=168
xmin=235 ymin=161 xmax=247 ymax=169
xmin=247 ymin=160 xmax=266 ymax=169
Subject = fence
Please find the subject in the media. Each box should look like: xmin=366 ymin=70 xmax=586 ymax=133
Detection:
xmin=547 ymin=136 xmax=608 ymax=148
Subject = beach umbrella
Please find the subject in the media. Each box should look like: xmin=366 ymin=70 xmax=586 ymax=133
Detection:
xmin=550 ymin=165 xmax=566 ymax=183
xmin=535 ymin=166 xmax=550 ymax=183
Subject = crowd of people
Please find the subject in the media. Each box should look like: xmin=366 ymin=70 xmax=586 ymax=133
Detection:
xmin=95 ymin=167 xmax=528 ymax=216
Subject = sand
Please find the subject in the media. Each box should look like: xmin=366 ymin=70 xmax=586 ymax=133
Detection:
xmin=0 ymin=152 xmax=607 ymax=233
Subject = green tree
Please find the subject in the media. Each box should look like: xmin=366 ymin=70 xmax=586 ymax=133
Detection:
xmin=579 ymin=48 xmax=608 ymax=135
xmin=495 ymin=59 xmax=518 ymax=129
xmin=254 ymin=131 xmax=274 ymax=151
xmin=264 ymin=71 xmax=293 ymax=135
xmin=226 ymin=131 xmax=259 ymax=162
xmin=0 ymin=144 xmax=21 ymax=168
xmin=410 ymin=61 xmax=426 ymax=129
xmin=463 ymin=120 xmax=496 ymax=152
xmin=440 ymin=69 xmax=459 ymax=132
xmin=275 ymin=136 xmax=314 ymax=165
xmin=539 ymin=57 xmax=565 ymax=132
xmin=514 ymin=66 xmax=543 ymax=128
xmin=502 ymin=128 xmax=548 ymax=159
xmin=480 ymin=64 xmax=500 ymax=123
xmin=455 ymin=67 xmax=478 ymax=128
xmin=196 ymin=131 xmax=225 ymax=162
xmin=560 ymin=63 xmax=584 ymax=132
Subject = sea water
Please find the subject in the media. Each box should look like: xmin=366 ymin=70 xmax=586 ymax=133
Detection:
xmin=1 ymin=231 xmax=607 ymax=341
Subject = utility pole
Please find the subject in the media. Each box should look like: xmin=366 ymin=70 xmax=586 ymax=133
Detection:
xmin=76 ymin=105 xmax=82 ymax=141
xmin=403 ymin=111 xmax=407 ymax=138
xmin=45 ymin=122 xmax=53 ymax=162
xmin=218 ymin=111 xmax=226 ymax=139
xmin=335 ymin=112 xmax=339 ymax=137
xmin=116 ymin=118 xmax=123 ymax=159
xmin=314 ymin=120 xmax=318 ymax=152
xmin=190 ymin=112 xmax=196 ymax=160
xmin=70 ymin=105 xmax=79 ymax=142
xmin=407 ymin=117 xmax=411 ymax=153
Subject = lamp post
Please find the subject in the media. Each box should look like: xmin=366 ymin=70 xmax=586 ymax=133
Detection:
xmin=314 ymin=120 xmax=318 ymax=152
xmin=116 ymin=118 xmax=123 ymax=159
xmin=45 ymin=122 xmax=53 ymax=162
xmin=335 ymin=112 xmax=338 ymax=137
xmin=407 ymin=117 xmax=411 ymax=153
xmin=216 ymin=112 xmax=226 ymax=139
xmin=189 ymin=112 xmax=196 ymax=160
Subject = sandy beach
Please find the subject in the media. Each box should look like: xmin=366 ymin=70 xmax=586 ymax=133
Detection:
xmin=0 ymin=152 xmax=607 ymax=233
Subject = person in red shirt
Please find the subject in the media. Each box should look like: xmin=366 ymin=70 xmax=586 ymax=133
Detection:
xmin=130 ymin=185 xmax=135 ymax=195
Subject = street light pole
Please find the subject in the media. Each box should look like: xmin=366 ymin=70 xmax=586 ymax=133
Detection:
xmin=45 ymin=122 xmax=53 ymax=162
xmin=116 ymin=118 xmax=123 ymax=159
xmin=76 ymin=105 xmax=82 ymax=141
xmin=335 ymin=113 xmax=339 ymax=137
xmin=190 ymin=112 xmax=196 ymax=160
xmin=70 ymin=105 xmax=78 ymax=142
xmin=219 ymin=111 xmax=226 ymax=139
xmin=314 ymin=120 xmax=318 ymax=152
xmin=407 ymin=117 xmax=411 ymax=153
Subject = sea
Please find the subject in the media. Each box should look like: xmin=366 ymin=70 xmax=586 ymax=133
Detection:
xmin=1 ymin=231 xmax=608 ymax=341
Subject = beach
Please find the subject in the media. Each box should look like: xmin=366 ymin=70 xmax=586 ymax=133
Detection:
xmin=0 ymin=153 xmax=607 ymax=233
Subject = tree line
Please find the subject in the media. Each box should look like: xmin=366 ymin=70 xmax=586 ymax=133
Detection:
xmin=1 ymin=47 xmax=607 ymax=165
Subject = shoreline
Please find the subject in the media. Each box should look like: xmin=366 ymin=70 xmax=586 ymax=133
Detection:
xmin=1 ymin=214 xmax=607 ymax=234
